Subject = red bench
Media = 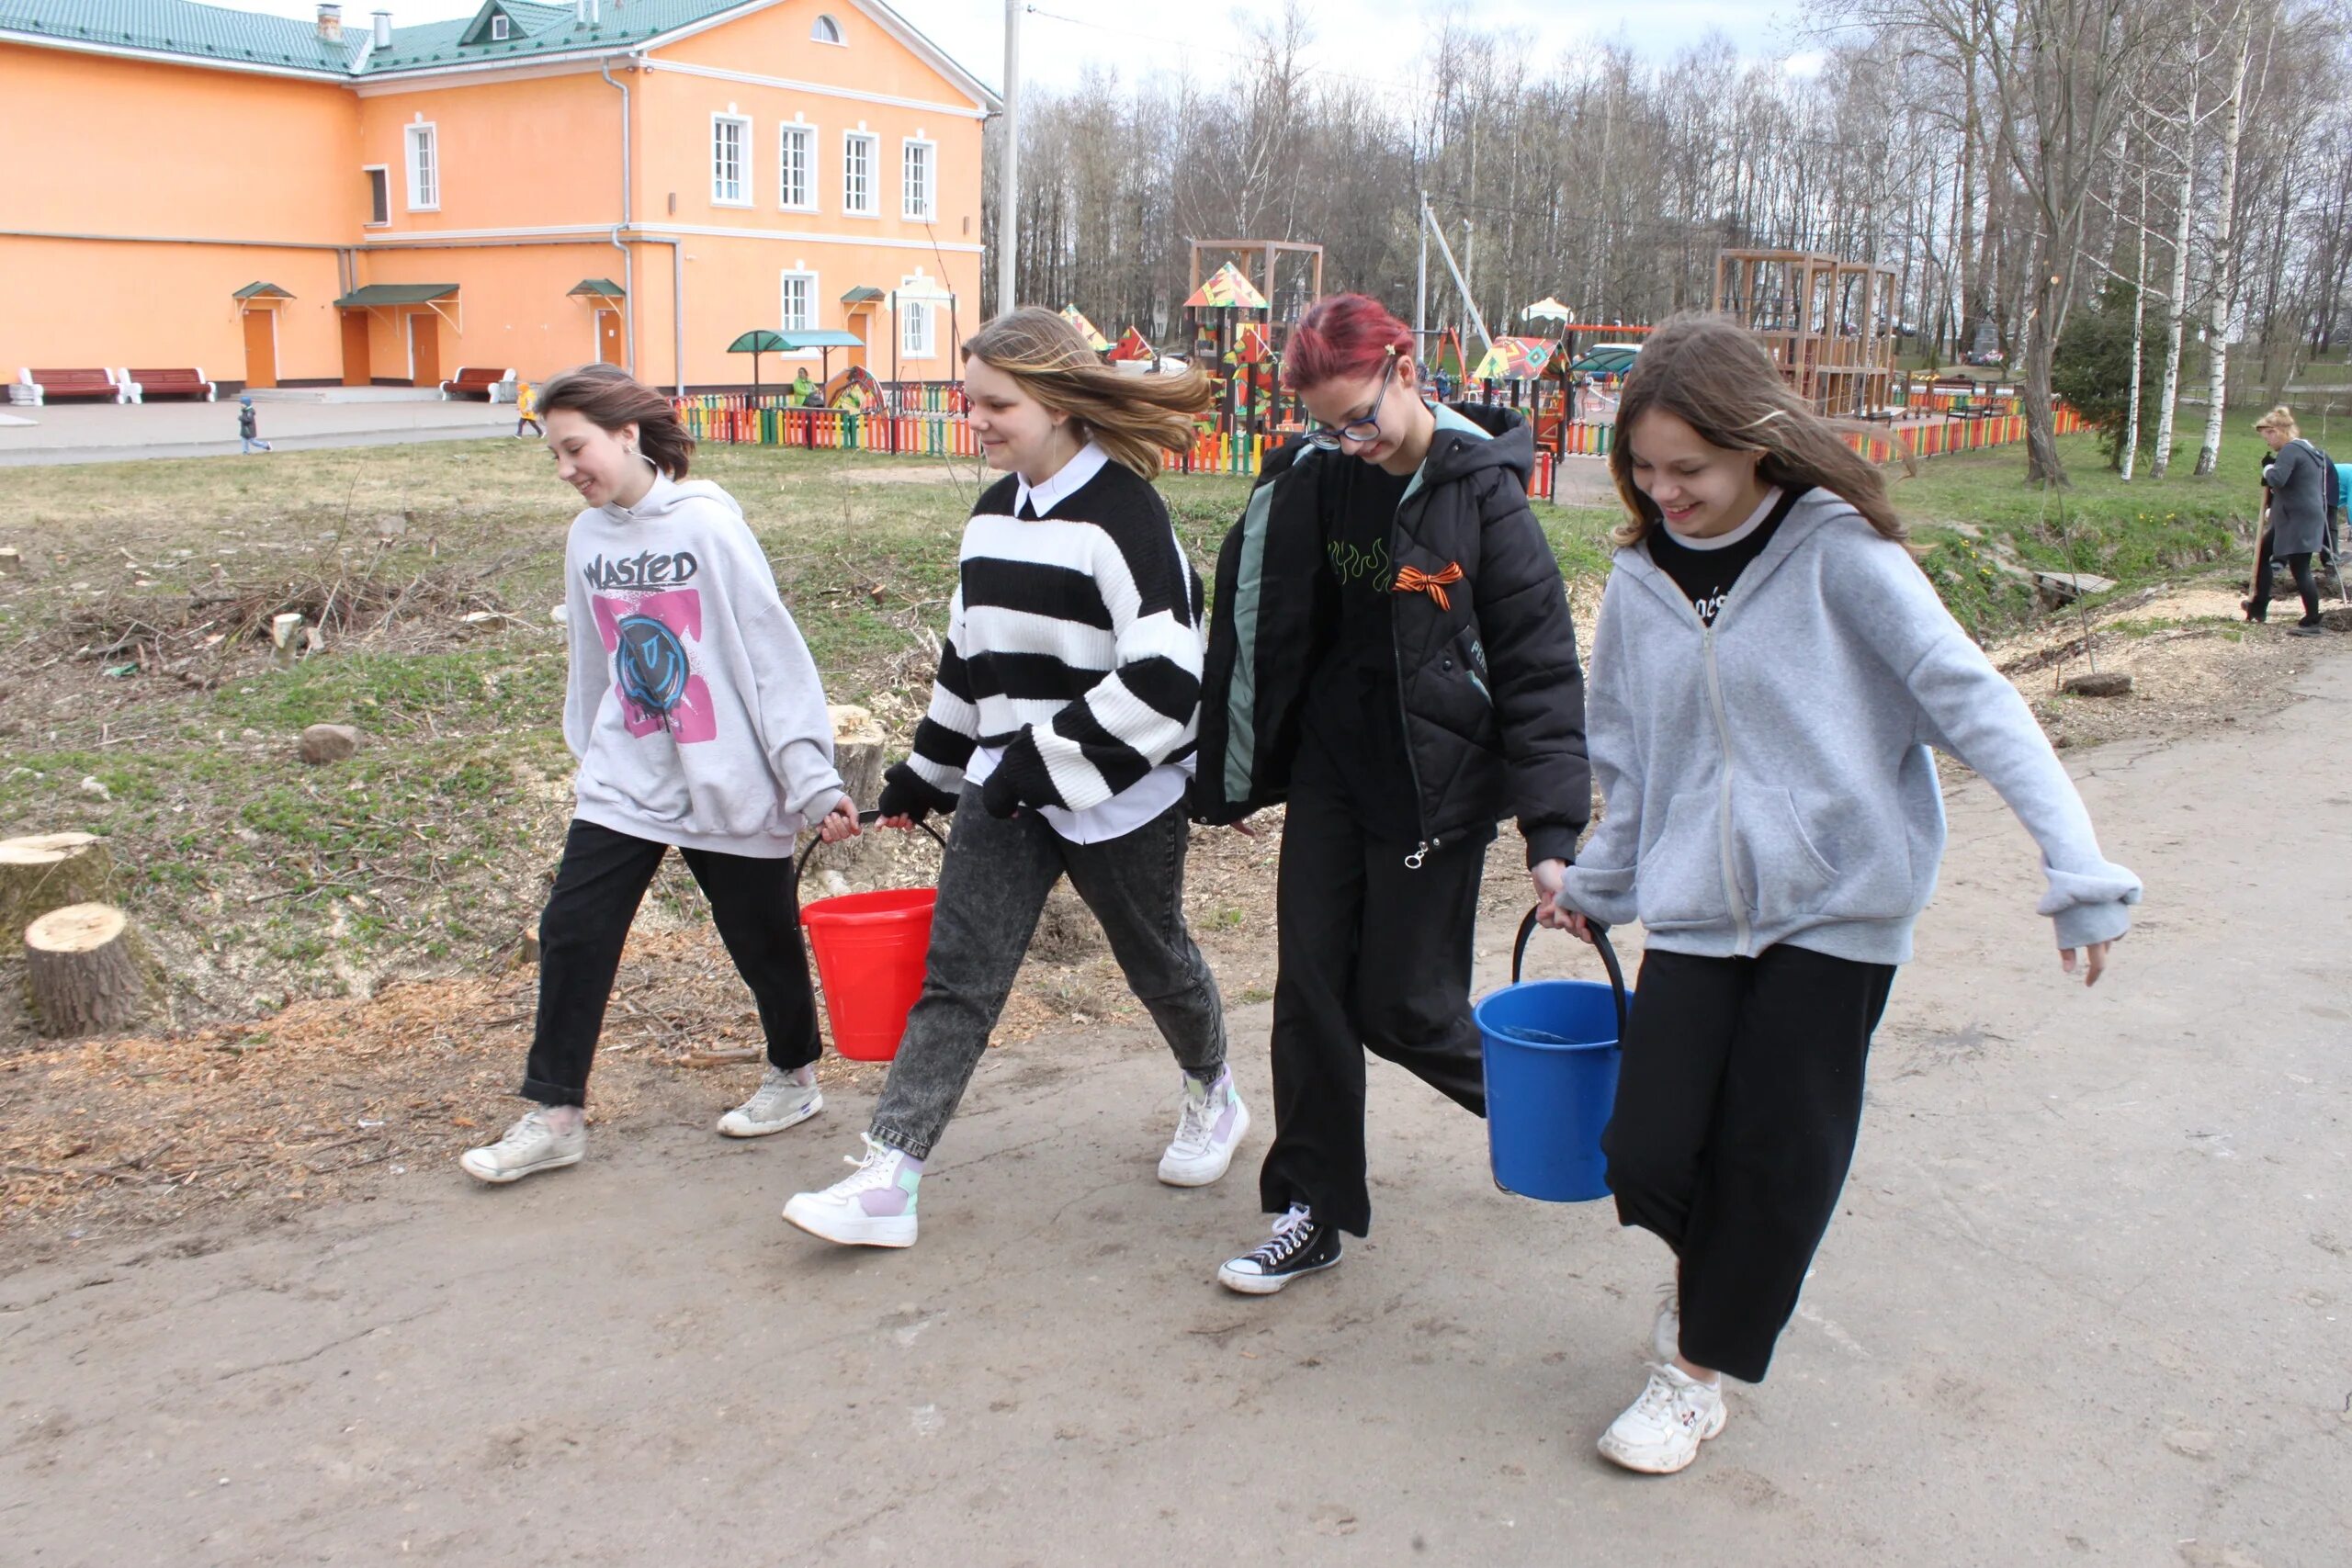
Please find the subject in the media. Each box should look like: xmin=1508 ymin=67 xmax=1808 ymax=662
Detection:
xmin=14 ymin=368 xmax=130 ymax=405
xmin=439 ymin=366 xmax=513 ymax=401
xmin=126 ymin=367 xmax=216 ymax=402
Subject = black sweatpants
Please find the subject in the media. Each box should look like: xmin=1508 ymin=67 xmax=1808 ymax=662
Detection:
xmin=521 ymin=818 xmax=821 ymax=1106
xmin=1601 ymin=943 xmax=1895 ymax=1383
xmin=1259 ymin=793 xmax=1489 ymax=1237
xmin=2250 ymin=528 xmax=2320 ymax=624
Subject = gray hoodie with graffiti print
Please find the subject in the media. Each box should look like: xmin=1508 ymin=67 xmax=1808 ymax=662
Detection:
xmin=1557 ymin=489 xmax=2140 ymax=964
xmin=561 ymin=472 xmax=843 ymax=858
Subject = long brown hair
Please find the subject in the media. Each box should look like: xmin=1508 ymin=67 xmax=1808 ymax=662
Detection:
xmin=538 ymin=363 xmax=695 ymax=479
xmin=1607 ymin=312 xmax=1906 ymax=548
xmin=963 ymin=308 xmax=1214 ymax=479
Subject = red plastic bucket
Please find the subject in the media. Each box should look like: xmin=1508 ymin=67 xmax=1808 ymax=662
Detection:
xmin=799 ymin=886 xmax=936 ymax=1061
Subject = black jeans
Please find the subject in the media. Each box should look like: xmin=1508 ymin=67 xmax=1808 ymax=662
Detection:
xmin=867 ymin=788 xmax=1226 ymax=1161
xmin=2250 ymin=530 xmax=2320 ymax=624
xmin=1258 ymin=793 xmax=1489 ymax=1237
xmin=521 ymin=818 xmax=820 ymax=1106
xmin=1602 ymin=944 xmax=1896 ymax=1383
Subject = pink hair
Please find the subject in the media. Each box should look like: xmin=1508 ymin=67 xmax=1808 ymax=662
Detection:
xmin=1283 ymin=293 xmax=1412 ymax=391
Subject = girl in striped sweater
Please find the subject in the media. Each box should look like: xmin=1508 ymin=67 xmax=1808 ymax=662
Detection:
xmin=784 ymin=309 xmax=1234 ymax=1248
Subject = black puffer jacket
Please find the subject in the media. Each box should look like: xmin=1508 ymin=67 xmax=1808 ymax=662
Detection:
xmin=1191 ymin=405 xmax=1589 ymax=866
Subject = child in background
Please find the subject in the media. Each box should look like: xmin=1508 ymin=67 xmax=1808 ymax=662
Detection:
xmin=460 ymin=364 xmax=859 ymax=1185
xmin=515 ymin=378 xmax=543 ymax=438
xmin=782 ymin=308 xmax=1234 ymax=1249
xmin=1549 ymin=313 xmax=2140 ymax=1474
xmin=237 ymin=395 xmax=271 ymax=454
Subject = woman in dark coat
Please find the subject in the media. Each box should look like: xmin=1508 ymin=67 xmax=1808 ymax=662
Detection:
xmin=1193 ymin=294 xmax=1590 ymax=1292
xmin=2248 ymin=405 xmax=2329 ymax=635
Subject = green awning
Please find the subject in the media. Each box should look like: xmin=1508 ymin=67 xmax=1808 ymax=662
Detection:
xmin=569 ymin=278 xmax=625 ymax=299
xmin=233 ymin=281 xmax=293 ymax=301
xmin=334 ymin=283 xmax=459 ymax=308
xmin=777 ymin=330 xmax=866 ymax=349
xmin=840 ymin=287 xmax=885 ymax=304
xmin=727 ymin=330 xmax=790 ymax=354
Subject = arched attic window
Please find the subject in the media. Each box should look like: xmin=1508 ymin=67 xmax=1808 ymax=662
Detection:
xmin=811 ymin=14 xmax=843 ymax=43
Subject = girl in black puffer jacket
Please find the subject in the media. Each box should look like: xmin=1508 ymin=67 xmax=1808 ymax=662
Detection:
xmin=1193 ymin=293 xmax=1590 ymax=1292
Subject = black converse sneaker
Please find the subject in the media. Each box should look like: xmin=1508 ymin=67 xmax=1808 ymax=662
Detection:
xmin=1216 ymin=1203 xmax=1341 ymax=1295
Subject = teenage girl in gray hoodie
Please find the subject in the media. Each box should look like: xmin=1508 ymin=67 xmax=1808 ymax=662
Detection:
xmin=1549 ymin=315 xmax=2142 ymax=1475
xmin=458 ymin=365 xmax=860 ymax=1185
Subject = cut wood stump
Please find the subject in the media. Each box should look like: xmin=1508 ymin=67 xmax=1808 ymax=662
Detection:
xmin=0 ymin=831 xmax=115 ymax=945
xmin=2061 ymin=671 xmax=2133 ymax=698
xmin=0 ymin=546 xmax=22 ymax=577
xmin=24 ymin=902 xmax=158 ymax=1039
xmin=829 ymin=704 xmax=887 ymax=812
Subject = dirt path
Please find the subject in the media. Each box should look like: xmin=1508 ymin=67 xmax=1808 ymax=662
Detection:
xmin=5 ymin=653 xmax=2347 ymax=1564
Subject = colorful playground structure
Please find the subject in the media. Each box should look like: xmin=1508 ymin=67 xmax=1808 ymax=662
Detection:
xmin=676 ymin=244 xmax=2073 ymax=495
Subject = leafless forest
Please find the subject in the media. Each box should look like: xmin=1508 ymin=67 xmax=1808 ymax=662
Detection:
xmin=981 ymin=0 xmax=2351 ymax=479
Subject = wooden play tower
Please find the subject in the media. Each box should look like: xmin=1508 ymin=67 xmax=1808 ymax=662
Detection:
xmin=1713 ymin=249 xmax=1899 ymax=418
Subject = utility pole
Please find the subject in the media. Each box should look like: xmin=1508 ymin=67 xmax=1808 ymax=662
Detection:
xmin=995 ymin=0 xmax=1020 ymax=320
xmin=1415 ymin=193 xmax=1429 ymax=364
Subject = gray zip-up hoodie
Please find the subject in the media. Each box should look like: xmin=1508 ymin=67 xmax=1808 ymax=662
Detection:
xmin=1558 ymin=489 xmax=2140 ymax=964
xmin=561 ymin=472 xmax=842 ymax=858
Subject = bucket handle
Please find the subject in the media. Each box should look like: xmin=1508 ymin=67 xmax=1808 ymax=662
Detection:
xmin=1510 ymin=906 xmax=1629 ymax=1040
xmin=792 ymin=808 xmax=948 ymax=900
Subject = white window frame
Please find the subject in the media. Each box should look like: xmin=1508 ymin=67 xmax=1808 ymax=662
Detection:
xmin=777 ymin=118 xmax=817 ymax=212
xmin=711 ymin=110 xmax=752 ymax=209
xmin=842 ymin=130 xmax=878 ymax=218
xmin=363 ymin=164 xmax=390 ymax=228
xmin=491 ymin=12 xmax=509 ymax=39
xmin=810 ymin=13 xmax=843 ymax=44
xmin=899 ymin=299 xmax=934 ymax=359
xmin=900 ymin=135 xmax=935 ymax=222
xmin=778 ymin=268 xmax=820 ymax=342
xmin=404 ymin=122 xmax=438 ymax=212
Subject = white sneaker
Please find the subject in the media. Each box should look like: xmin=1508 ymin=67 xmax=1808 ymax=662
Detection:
xmin=458 ymin=1109 xmax=584 ymax=1185
xmin=782 ymin=1134 xmax=921 ymax=1247
xmin=1652 ymin=1280 xmax=1680 ymax=1362
xmin=718 ymin=1064 xmax=824 ymax=1138
xmin=1598 ymin=1363 xmax=1727 ymax=1474
xmin=1158 ymin=1067 xmax=1250 ymax=1186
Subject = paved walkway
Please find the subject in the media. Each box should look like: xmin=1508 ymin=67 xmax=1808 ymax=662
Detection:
xmin=0 ymin=397 xmax=517 ymax=467
xmin=4 ymin=660 xmax=2349 ymax=1565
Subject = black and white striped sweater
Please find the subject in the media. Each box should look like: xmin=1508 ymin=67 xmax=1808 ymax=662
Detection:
xmin=895 ymin=463 xmax=1205 ymax=816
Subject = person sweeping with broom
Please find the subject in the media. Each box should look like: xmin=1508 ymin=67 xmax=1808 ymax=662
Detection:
xmin=782 ymin=308 xmax=1237 ymax=1250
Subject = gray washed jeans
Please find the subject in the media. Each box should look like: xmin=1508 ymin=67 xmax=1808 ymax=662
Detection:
xmin=869 ymin=786 xmax=1227 ymax=1159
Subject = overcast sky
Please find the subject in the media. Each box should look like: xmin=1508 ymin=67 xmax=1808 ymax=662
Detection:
xmin=233 ymin=0 xmax=1816 ymax=88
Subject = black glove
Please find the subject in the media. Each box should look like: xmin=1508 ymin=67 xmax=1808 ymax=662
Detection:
xmin=876 ymin=763 xmax=949 ymax=825
xmin=979 ymin=768 xmax=1023 ymax=819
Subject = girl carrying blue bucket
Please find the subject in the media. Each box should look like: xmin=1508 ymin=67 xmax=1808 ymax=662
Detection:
xmin=1548 ymin=314 xmax=2141 ymax=1475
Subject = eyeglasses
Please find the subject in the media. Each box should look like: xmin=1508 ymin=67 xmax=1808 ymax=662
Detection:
xmin=1302 ymin=353 xmax=1395 ymax=451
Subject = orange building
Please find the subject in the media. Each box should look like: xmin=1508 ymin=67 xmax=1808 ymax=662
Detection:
xmin=0 ymin=0 xmax=994 ymax=392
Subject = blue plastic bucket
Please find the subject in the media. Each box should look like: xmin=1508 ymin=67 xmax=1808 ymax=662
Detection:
xmin=1476 ymin=910 xmax=1631 ymax=1202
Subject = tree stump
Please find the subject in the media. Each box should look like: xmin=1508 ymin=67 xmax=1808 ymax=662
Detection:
xmin=0 ymin=831 xmax=115 ymax=945
xmin=2061 ymin=671 xmax=2133 ymax=698
xmin=24 ymin=902 xmax=157 ymax=1039
xmin=829 ymin=705 xmax=887 ymax=813
xmin=0 ymin=546 xmax=22 ymax=577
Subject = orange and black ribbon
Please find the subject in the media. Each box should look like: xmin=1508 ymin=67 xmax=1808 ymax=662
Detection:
xmin=1392 ymin=562 xmax=1464 ymax=611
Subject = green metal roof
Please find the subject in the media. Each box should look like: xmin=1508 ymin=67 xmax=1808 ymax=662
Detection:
xmin=568 ymin=277 xmax=625 ymax=299
xmin=840 ymin=287 xmax=886 ymax=304
xmin=232 ymin=280 xmax=292 ymax=299
xmin=727 ymin=330 xmax=789 ymax=353
xmin=334 ymin=283 xmax=458 ymax=307
xmin=0 ymin=0 xmax=1000 ymax=96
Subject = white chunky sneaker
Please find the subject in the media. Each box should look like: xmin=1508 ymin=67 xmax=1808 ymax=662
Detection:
xmin=718 ymin=1064 xmax=824 ymax=1138
xmin=1598 ymin=1363 xmax=1727 ymax=1474
xmin=1158 ymin=1067 xmax=1250 ymax=1187
xmin=1652 ymin=1280 xmax=1680 ymax=1362
xmin=782 ymin=1134 xmax=921 ymax=1247
xmin=458 ymin=1109 xmax=584 ymax=1185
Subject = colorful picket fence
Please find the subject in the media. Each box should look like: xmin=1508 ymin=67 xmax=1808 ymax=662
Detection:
xmin=675 ymin=391 xmax=2079 ymax=500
